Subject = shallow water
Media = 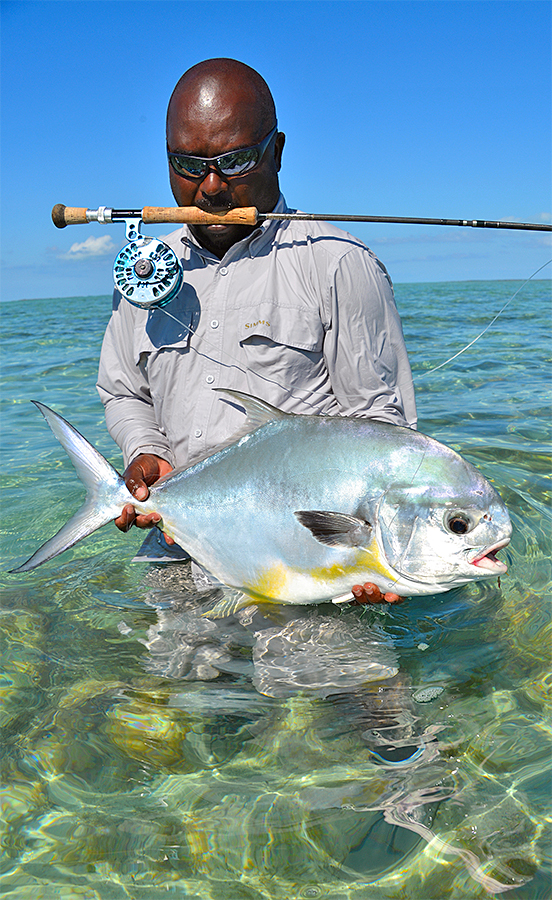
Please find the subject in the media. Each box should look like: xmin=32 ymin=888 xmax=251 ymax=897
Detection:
xmin=1 ymin=280 xmax=551 ymax=899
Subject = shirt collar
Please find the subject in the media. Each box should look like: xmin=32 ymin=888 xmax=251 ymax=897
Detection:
xmin=247 ymin=193 xmax=289 ymax=257
xmin=179 ymin=194 xmax=290 ymax=262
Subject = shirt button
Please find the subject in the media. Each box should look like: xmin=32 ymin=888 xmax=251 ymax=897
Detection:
xmin=205 ymin=375 xmax=215 ymax=384
xmin=210 ymin=319 xmax=219 ymax=329
xmin=219 ymin=266 xmax=228 ymax=276
xmin=194 ymin=429 xmax=202 ymax=438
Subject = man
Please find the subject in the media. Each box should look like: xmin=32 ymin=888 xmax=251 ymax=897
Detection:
xmin=97 ymin=58 xmax=416 ymax=605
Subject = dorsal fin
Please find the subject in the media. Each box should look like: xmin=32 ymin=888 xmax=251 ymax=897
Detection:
xmin=165 ymin=391 xmax=291 ymax=478
xmin=214 ymin=389 xmax=290 ymax=432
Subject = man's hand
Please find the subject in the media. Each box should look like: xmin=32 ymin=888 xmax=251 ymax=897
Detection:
xmin=115 ymin=454 xmax=174 ymax=538
xmin=351 ymin=583 xmax=404 ymax=605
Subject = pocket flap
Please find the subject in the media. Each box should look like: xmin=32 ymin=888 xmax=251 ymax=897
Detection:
xmin=239 ymin=304 xmax=324 ymax=352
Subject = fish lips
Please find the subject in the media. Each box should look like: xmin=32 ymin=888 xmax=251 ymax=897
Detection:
xmin=469 ymin=538 xmax=510 ymax=574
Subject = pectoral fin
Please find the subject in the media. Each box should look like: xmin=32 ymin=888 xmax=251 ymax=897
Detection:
xmin=295 ymin=510 xmax=373 ymax=549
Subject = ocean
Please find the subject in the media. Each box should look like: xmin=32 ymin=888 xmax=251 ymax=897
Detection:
xmin=1 ymin=279 xmax=550 ymax=899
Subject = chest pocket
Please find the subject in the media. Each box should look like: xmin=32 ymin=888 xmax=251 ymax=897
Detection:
xmin=132 ymin=295 xmax=197 ymax=365
xmin=238 ymin=303 xmax=325 ymax=352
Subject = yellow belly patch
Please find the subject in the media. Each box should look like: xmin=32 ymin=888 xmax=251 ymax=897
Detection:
xmin=244 ymin=562 xmax=290 ymax=602
xmin=309 ymin=534 xmax=394 ymax=584
xmin=245 ymin=536 xmax=394 ymax=602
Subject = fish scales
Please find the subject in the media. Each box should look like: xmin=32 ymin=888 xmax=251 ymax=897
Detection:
xmin=153 ymin=417 xmax=424 ymax=584
xmin=11 ymin=390 xmax=512 ymax=611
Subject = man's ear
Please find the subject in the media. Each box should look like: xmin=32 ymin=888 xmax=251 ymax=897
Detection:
xmin=274 ymin=132 xmax=285 ymax=172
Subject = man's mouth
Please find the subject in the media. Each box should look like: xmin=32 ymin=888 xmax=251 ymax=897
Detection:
xmin=470 ymin=539 xmax=510 ymax=573
xmin=197 ymin=215 xmax=236 ymax=233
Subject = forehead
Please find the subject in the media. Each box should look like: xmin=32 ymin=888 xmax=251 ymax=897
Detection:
xmin=167 ymin=81 xmax=265 ymax=156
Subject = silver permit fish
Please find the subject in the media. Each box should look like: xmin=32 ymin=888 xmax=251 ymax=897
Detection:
xmin=12 ymin=390 xmax=511 ymax=616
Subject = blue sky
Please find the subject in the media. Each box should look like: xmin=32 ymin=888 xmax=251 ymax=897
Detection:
xmin=1 ymin=0 xmax=551 ymax=301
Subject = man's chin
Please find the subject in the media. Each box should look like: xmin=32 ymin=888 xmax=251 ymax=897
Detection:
xmin=191 ymin=222 xmax=255 ymax=257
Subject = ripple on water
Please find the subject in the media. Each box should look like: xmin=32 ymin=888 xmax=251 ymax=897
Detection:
xmin=1 ymin=282 xmax=551 ymax=898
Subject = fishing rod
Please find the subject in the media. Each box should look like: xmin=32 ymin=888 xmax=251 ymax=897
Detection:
xmin=51 ymin=202 xmax=552 ymax=310
xmin=52 ymin=204 xmax=552 ymax=232
xmin=50 ymin=202 xmax=551 ymax=397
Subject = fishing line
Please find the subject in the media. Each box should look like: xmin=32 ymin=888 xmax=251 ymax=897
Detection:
xmin=158 ymin=255 xmax=551 ymax=413
xmin=106 ymin=209 xmax=551 ymax=405
xmin=416 ymin=258 xmax=552 ymax=378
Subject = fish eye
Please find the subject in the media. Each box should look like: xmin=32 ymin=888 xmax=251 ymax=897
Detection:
xmin=445 ymin=512 xmax=472 ymax=535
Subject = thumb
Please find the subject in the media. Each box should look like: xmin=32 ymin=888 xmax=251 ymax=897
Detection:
xmin=132 ymin=483 xmax=149 ymax=501
xmin=125 ymin=469 xmax=149 ymax=501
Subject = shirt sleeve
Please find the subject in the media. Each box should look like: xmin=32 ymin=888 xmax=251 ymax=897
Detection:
xmin=96 ymin=292 xmax=176 ymax=468
xmin=323 ymin=246 xmax=417 ymax=428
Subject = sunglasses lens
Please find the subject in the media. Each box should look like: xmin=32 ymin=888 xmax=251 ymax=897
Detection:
xmin=218 ymin=149 xmax=258 ymax=176
xmin=170 ymin=155 xmax=207 ymax=178
xmin=169 ymin=127 xmax=276 ymax=180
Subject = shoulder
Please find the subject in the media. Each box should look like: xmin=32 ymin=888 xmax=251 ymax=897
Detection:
xmin=271 ymin=217 xmax=393 ymax=295
xmin=275 ymin=216 xmax=384 ymax=268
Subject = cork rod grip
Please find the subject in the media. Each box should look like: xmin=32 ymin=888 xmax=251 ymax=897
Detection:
xmin=51 ymin=205 xmax=89 ymax=227
xmin=141 ymin=206 xmax=259 ymax=225
xmin=52 ymin=205 xmax=260 ymax=227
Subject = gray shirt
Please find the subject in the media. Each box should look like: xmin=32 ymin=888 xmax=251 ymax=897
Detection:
xmin=97 ymin=195 xmax=416 ymax=470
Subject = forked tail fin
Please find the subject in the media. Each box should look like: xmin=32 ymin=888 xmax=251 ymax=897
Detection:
xmin=10 ymin=401 xmax=131 ymax=573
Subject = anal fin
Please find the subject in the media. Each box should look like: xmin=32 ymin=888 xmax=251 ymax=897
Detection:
xmin=202 ymin=589 xmax=256 ymax=619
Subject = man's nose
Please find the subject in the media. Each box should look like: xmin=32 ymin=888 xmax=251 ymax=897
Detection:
xmin=199 ymin=168 xmax=229 ymax=196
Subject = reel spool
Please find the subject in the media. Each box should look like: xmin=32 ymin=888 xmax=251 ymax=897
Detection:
xmin=113 ymin=231 xmax=183 ymax=310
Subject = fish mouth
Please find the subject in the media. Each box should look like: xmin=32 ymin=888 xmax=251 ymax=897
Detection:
xmin=470 ymin=539 xmax=510 ymax=574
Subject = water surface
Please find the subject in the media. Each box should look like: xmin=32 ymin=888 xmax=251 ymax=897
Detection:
xmin=1 ymin=280 xmax=550 ymax=898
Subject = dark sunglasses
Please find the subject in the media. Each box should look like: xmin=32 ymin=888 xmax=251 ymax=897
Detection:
xmin=168 ymin=125 xmax=278 ymax=180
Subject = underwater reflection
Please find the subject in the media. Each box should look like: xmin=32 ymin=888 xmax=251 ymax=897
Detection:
xmin=3 ymin=282 xmax=550 ymax=897
xmin=132 ymin=563 xmax=532 ymax=893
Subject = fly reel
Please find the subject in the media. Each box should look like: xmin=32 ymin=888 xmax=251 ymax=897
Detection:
xmin=113 ymin=219 xmax=183 ymax=309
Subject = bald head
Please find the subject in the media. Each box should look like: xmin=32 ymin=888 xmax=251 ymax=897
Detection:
xmin=165 ymin=59 xmax=284 ymax=257
xmin=167 ymin=58 xmax=277 ymax=144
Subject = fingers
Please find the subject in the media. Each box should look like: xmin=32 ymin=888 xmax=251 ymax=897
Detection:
xmin=114 ymin=503 xmax=136 ymax=533
xmin=123 ymin=460 xmax=148 ymax=504
xmin=382 ymin=592 xmax=403 ymax=604
xmin=116 ymin=455 xmax=174 ymax=533
xmin=351 ymin=583 xmax=404 ymax=605
xmin=114 ymin=504 xmax=162 ymax=533
xmin=123 ymin=454 xmax=174 ymax=500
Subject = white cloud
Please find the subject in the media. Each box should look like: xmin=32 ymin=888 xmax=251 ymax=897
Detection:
xmin=539 ymin=212 xmax=551 ymax=222
xmin=59 ymin=234 xmax=116 ymax=260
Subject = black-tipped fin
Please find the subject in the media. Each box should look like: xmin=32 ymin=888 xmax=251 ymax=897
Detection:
xmin=295 ymin=510 xmax=373 ymax=549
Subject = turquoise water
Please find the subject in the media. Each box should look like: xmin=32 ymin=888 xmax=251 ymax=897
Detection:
xmin=1 ymin=280 xmax=551 ymax=899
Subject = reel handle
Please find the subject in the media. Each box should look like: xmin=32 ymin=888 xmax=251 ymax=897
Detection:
xmin=52 ymin=204 xmax=260 ymax=228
